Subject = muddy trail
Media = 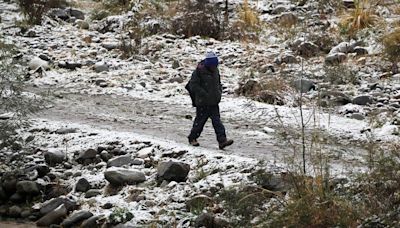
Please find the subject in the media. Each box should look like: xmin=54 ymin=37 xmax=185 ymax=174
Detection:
xmin=29 ymin=87 xmax=367 ymax=170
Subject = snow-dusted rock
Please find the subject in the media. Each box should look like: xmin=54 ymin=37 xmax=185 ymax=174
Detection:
xmin=329 ymin=42 xmax=352 ymax=54
xmin=75 ymin=19 xmax=89 ymax=29
xmin=353 ymin=95 xmax=373 ymax=105
xmin=68 ymin=8 xmax=85 ymax=20
xmin=107 ymin=154 xmax=135 ymax=167
xmin=16 ymin=181 xmax=40 ymax=195
xmin=40 ymin=197 xmax=77 ymax=215
xmin=29 ymin=57 xmax=49 ymax=71
xmin=292 ymin=79 xmax=316 ymax=93
xmin=104 ymin=168 xmax=146 ymax=186
xmin=44 ymin=149 xmax=66 ymax=166
xmin=61 ymin=210 xmax=93 ymax=228
xmin=77 ymin=148 xmax=97 ymax=160
xmin=296 ymin=42 xmax=319 ymax=57
xmin=81 ymin=215 xmax=105 ymax=228
xmin=325 ymin=53 xmax=346 ymax=65
xmin=75 ymin=178 xmax=90 ymax=193
xmin=137 ymin=147 xmax=153 ymax=159
xmin=36 ymin=204 xmax=68 ymax=227
xmin=157 ymin=161 xmax=190 ymax=183
xmin=94 ymin=62 xmax=109 ymax=73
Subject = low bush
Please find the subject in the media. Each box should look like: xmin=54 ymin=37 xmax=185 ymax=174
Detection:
xmin=170 ymin=0 xmax=222 ymax=39
xmin=228 ymin=0 xmax=262 ymax=41
xmin=17 ymin=0 xmax=68 ymax=25
xmin=339 ymin=0 xmax=379 ymax=37
xmin=381 ymin=28 xmax=400 ymax=65
xmin=0 ymin=41 xmax=42 ymax=149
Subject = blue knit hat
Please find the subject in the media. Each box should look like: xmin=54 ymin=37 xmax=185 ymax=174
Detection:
xmin=204 ymin=51 xmax=219 ymax=67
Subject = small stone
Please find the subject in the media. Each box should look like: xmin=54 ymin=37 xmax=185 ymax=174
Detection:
xmin=44 ymin=149 xmax=66 ymax=166
xmin=104 ymin=168 xmax=146 ymax=186
xmin=36 ymin=204 xmax=67 ymax=227
xmin=29 ymin=57 xmax=49 ymax=71
xmin=172 ymin=60 xmax=180 ymax=69
xmin=157 ymin=161 xmax=190 ymax=182
xmin=81 ymin=215 xmax=105 ymax=228
xmin=325 ymin=53 xmax=347 ymax=65
xmin=10 ymin=193 xmax=24 ymax=203
xmin=68 ymin=8 xmax=85 ymax=20
xmin=61 ymin=210 xmax=93 ymax=228
xmin=107 ymin=154 xmax=134 ymax=167
xmin=292 ymin=79 xmax=316 ymax=93
xmin=8 ymin=205 xmax=22 ymax=218
xmin=40 ymin=197 xmax=77 ymax=215
xmin=353 ymin=95 xmax=373 ymax=105
xmin=78 ymin=149 xmax=97 ymax=160
xmin=354 ymin=47 xmax=368 ymax=56
xmin=85 ymin=189 xmax=102 ymax=198
xmin=94 ymin=62 xmax=109 ymax=73
xmin=75 ymin=178 xmax=91 ymax=192
xmin=350 ymin=113 xmax=365 ymax=120
xmin=137 ymin=147 xmax=153 ymax=159
xmin=16 ymin=181 xmax=40 ymax=195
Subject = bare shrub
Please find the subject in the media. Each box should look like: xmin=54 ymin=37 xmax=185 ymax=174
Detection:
xmin=0 ymin=41 xmax=42 ymax=149
xmin=17 ymin=0 xmax=68 ymax=25
xmin=228 ymin=0 xmax=262 ymax=41
xmin=382 ymin=28 xmax=400 ymax=73
xmin=170 ymin=0 xmax=222 ymax=39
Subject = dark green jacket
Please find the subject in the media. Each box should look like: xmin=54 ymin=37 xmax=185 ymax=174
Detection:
xmin=189 ymin=61 xmax=222 ymax=106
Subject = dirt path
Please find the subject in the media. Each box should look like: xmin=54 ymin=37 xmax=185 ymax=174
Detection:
xmin=29 ymin=87 xmax=367 ymax=172
xmin=33 ymin=90 xmax=285 ymax=161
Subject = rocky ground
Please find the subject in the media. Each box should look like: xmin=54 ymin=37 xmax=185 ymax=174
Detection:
xmin=1 ymin=0 xmax=400 ymax=227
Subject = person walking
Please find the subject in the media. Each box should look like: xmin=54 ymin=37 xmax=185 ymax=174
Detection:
xmin=186 ymin=51 xmax=234 ymax=149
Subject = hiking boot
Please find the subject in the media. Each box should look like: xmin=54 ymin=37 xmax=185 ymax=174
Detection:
xmin=219 ymin=139 xmax=234 ymax=150
xmin=189 ymin=139 xmax=200 ymax=147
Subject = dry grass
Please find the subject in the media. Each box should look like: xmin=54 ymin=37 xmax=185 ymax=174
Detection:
xmin=230 ymin=0 xmax=262 ymax=41
xmin=382 ymin=28 xmax=400 ymax=63
xmin=339 ymin=0 xmax=379 ymax=37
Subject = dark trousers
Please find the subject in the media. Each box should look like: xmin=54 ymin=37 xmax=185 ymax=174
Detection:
xmin=188 ymin=105 xmax=226 ymax=143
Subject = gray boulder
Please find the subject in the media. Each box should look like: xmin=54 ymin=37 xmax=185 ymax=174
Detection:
xmin=85 ymin=189 xmax=102 ymax=198
xmin=75 ymin=178 xmax=91 ymax=192
xmin=29 ymin=57 xmax=49 ymax=71
xmin=157 ymin=161 xmax=190 ymax=182
xmin=48 ymin=8 xmax=69 ymax=20
xmin=61 ymin=210 xmax=93 ymax=228
xmin=293 ymin=79 xmax=316 ymax=93
xmin=40 ymin=197 xmax=77 ymax=215
xmin=297 ymin=42 xmax=319 ymax=57
xmin=8 ymin=205 xmax=22 ymax=218
xmin=353 ymin=95 xmax=373 ymax=105
xmin=325 ymin=53 xmax=346 ymax=65
xmin=36 ymin=204 xmax=67 ymax=227
xmin=329 ymin=42 xmax=352 ymax=54
xmin=107 ymin=154 xmax=135 ymax=167
xmin=44 ymin=149 xmax=66 ymax=166
xmin=101 ymin=42 xmax=119 ymax=50
xmin=354 ymin=47 xmax=368 ymax=56
xmin=55 ymin=128 xmax=78 ymax=134
xmin=104 ymin=168 xmax=146 ymax=186
xmin=16 ymin=181 xmax=40 ymax=195
xmin=68 ymin=8 xmax=85 ymax=20
xmin=81 ymin=215 xmax=106 ymax=228
xmin=94 ymin=62 xmax=109 ymax=73
xmin=78 ymin=148 xmax=97 ymax=160
xmin=194 ymin=213 xmax=229 ymax=228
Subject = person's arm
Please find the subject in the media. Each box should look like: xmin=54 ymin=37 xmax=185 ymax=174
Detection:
xmin=217 ymin=68 xmax=222 ymax=93
xmin=190 ymin=70 xmax=208 ymax=96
